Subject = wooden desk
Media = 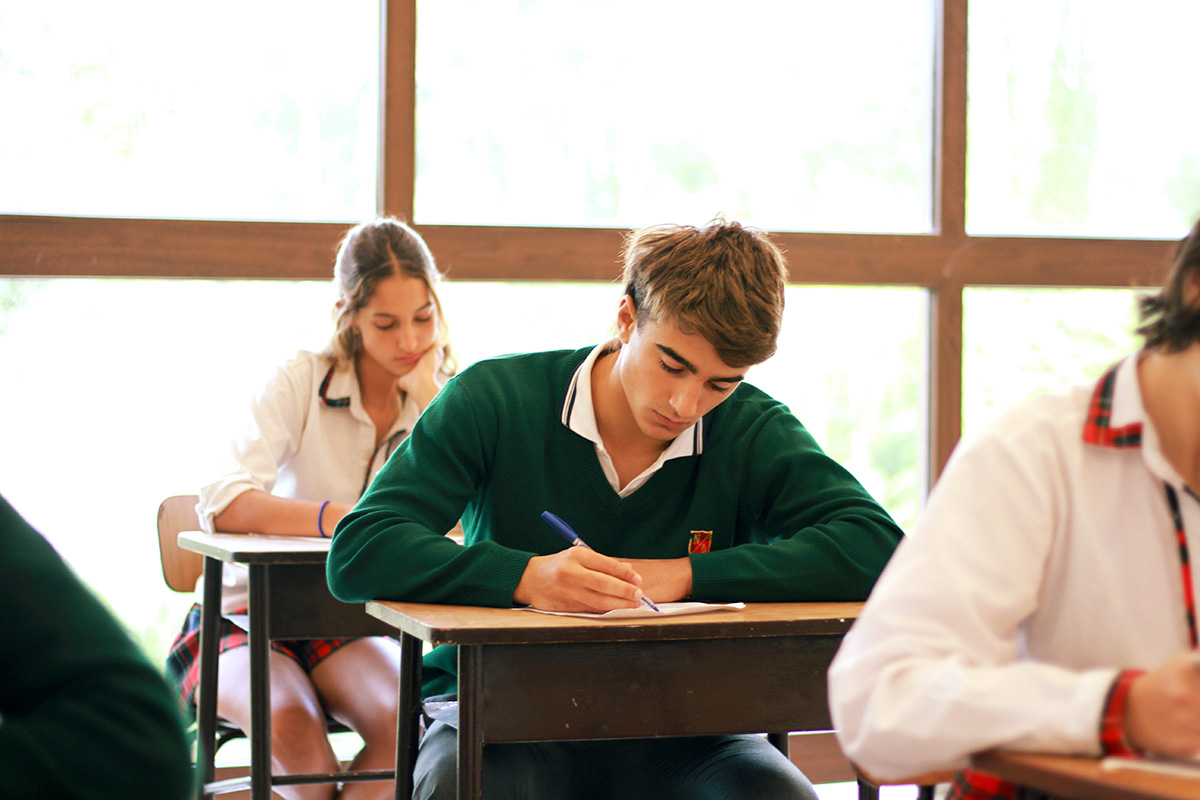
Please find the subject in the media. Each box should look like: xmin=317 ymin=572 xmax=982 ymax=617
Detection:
xmin=366 ymin=600 xmax=861 ymax=800
xmin=971 ymin=751 xmax=1200 ymax=800
xmin=178 ymin=532 xmax=397 ymax=800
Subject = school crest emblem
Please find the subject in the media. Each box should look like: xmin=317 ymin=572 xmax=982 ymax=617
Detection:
xmin=688 ymin=530 xmax=713 ymax=553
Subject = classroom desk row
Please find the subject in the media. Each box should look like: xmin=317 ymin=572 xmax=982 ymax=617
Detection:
xmin=179 ymin=531 xmax=1200 ymax=800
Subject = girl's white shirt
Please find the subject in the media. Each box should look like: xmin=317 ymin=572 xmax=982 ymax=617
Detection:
xmin=195 ymin=350 xmax=420 ymax=613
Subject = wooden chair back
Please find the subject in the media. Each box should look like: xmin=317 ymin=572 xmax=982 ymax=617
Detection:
xmin=157 ymin=494 xmax=204 ymax=593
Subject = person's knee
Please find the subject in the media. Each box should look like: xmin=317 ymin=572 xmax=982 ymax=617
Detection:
xmin=270 ymin=698 xmax=336 ymax=769
xmin=642 ymin=735 xmax=818 ymax=800
xmin=724 ymin=763 xmax=818 ymax=800
xmin=701 ymin=739 xmax=818 ymax=800
xmin=312 ymin=640 xmax=401 ymax=749
xmin=348 ymin=703 xmax=399 ymax=752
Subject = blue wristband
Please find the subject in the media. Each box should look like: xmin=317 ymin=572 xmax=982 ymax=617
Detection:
xmin=318 ymin=500 xmax=331 ymax=538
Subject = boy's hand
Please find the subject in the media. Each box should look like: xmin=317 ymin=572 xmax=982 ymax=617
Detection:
xmin=514 ymin=547 xmax=646 ymax=612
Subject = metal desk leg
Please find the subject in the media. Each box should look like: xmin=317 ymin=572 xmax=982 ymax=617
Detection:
xmin=196 ymin=557 xmax=223 ymax=800
xmin=248 ymin=563 xmax=271 ymax=800
xmin=458 ymin=646 xmax=483 ymax=800
xmin=395 ymin=632 xmax=423 ymax=800
xmin=767 ymin=732 xmax=790 ymax=757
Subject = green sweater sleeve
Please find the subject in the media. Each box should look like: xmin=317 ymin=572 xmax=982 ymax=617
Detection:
xmin=328 ymin=366 xmax=537 ymax=607
xmin=687 ymin=391 xmax=905 ymax=602
xmin=0 ymin=495 xmax=193 ymax=800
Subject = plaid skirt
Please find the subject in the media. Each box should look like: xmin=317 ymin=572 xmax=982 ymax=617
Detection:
xmin=165 ymin=602 xmax=357 ymax=712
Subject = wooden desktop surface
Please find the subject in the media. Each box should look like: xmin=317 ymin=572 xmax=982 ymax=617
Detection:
xmin=366 ymin=599 xmax=861 ymax=645
xmin=176 ymin=530 xmax=331 ymax=563
xmin=972 ymin=751 xmax=1200 ymax=800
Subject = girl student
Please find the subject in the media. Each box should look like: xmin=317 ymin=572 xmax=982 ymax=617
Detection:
xmin=168 ymin=218 xmax=454 ymax=800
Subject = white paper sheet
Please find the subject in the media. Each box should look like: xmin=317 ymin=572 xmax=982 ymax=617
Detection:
xmin=519 ymin=602 xmax=745 ymax=619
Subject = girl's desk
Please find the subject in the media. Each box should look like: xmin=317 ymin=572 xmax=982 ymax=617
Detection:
xmin=177 ymin=531 xmax=396 ymax=800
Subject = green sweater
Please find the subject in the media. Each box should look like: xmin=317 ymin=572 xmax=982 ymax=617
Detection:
xmin=0 ymin=494 xmax=193 ymax=800
xmin=329 ymin=347 xmax=903 ymax=696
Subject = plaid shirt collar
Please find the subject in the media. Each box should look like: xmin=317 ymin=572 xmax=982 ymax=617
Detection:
xmin=1082 ymin=354 xmax=1185 ymax=490
xmin=319 ymin=363 xmax=355 ymax=408
xmin=1082 ymin=358 xmax=1143 ymax=448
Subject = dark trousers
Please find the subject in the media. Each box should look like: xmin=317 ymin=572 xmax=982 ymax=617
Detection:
xmin=413 ymin=718 xmax=820 ymax=800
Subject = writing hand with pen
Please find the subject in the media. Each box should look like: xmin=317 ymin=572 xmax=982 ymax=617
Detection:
xmin=509 ymin=511 xmax=691 ymax=613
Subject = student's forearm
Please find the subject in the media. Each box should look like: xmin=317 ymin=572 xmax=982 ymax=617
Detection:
xmin=687 ymin=516 xmax=901 ymax=602
xmin=214 ymin=489 xmax=352 ymax=537
xmin=330 ymin=503 xmax=530 ymax=605
xmin=619 ymin=557 xmax=693 ymax=602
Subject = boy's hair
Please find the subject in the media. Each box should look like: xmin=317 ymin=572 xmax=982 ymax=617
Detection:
xmin=1137 ymin=215 xmax=1200 ymax=352
xmin=620 ymin=219 xmax=788 ymax=368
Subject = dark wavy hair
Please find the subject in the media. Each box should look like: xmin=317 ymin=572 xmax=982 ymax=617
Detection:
xmin=1137 ymin=216 xmax=1200 ymax=352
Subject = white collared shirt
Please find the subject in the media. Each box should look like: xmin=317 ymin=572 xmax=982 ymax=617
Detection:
xmin=828 ymin=355 xmax=1200 ymax=779
xmin=561 ymin=343 xmax=703 ymax=498
xmin=195 ymin=350 xmax=421 ymax=611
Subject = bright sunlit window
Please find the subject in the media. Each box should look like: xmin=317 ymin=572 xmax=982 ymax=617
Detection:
xmin=967 ymin=0 xmax=1200 ymax=237
xmin=415 ymin=0 xmax=936 ymax=233
xmin=961 ymin=287 xmax=1143 ymax=435
xmin=0 ymin=1 xmax=381 ymax=221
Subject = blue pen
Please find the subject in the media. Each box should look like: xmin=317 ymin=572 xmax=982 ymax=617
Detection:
xmin=540 ymin=510 xmax=662 ymax=612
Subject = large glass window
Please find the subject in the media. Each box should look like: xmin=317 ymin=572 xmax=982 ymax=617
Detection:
xmin=415 ymin=0 xmax=936 ymax=233
xmin=0 ymin=2 xmax=380 ymax=221
xmin=0 ymin=278 xmax=336 ymax=659
xmin=967 ymin=0 xmax=1200 ymax=238
xmin=752 ymin=287 xmax=925 ymax=529
xmin=961 ymin=287 xmax=1143 ymax=435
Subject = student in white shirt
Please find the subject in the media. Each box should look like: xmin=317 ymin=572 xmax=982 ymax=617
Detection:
xmin=828 ymin=215 xmax=1200 ymax=799
xmin=167 ymin=217 xmax=454 ymax=800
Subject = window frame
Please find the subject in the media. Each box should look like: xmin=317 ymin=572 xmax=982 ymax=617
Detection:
xmin=0 ymin=0 xmax=1174 ymax=491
